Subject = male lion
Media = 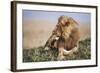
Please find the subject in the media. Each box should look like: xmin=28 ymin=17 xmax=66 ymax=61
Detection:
xmin=44 ymin=15 xmax=80 ymax=60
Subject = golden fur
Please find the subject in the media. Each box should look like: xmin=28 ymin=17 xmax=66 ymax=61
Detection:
xmin=44 ymin=15 xmax=80 ymax=60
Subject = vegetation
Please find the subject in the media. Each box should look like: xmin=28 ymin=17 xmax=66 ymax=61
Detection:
xmin=23 ymin=38 xmax=91 ymax=62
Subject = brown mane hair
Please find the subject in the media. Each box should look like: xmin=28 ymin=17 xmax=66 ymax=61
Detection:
xmin=44 ymin=15 xmax=80 ymax=60
xmin=57 ymin=16 xmax=80 ymax=50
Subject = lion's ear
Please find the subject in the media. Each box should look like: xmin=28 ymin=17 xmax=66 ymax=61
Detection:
xmin=68 ymin=17 xmax=78 ymax=25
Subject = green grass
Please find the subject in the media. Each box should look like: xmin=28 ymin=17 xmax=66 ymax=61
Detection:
xmin=23 ymin=38 xmax=91 ymax=62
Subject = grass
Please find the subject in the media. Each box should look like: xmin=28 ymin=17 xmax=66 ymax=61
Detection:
xmin=23 ymin=38 xmax=91 ymax=62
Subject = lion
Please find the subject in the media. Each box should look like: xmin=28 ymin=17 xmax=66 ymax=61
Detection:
xmin=44 ymin=15 xmax=80 ymax=60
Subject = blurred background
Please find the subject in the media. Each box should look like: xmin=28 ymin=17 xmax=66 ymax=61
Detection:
xmin=23 ymin=10 xmax=91 ymax=49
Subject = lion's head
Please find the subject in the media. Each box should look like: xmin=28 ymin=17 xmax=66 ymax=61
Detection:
xmin=45 ymin=15 xmax=80 ymax=51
